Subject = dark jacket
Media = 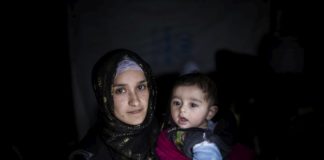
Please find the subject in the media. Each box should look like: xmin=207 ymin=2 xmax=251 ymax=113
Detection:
xmin=168 ymin=127 xmax=231 ymax=159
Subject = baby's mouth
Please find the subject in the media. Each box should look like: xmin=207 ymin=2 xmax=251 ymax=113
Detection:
xmin=178 ymin=116 xmax=188 ymax=124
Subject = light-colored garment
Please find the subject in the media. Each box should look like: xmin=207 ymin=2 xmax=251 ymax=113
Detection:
xmin=193 ymin=141 xmax=222 ymax=160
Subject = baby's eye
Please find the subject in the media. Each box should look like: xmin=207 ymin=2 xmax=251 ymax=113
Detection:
xmin=190 ymin=103 xmax=198 ymax=108
xmin=137 ymin=84 xmax=147 ymax=91
xmin=171 ymin=100 xmax=181 ymax=106
xmin=113 ymin=87 xmax=126 ymax=95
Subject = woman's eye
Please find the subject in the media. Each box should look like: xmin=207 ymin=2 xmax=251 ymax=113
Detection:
xmin=137 ymin=84 xmax=147 ymax=91
xmin=114 ymin=88 xmax=126 ymax=95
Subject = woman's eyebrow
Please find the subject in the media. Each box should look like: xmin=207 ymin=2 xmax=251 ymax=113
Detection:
xmin=138 ymin=80 xmax=147 ymax=84
xmin=112 ymin=84 xmax=126 ymax=87
xmin=112 ymin=80 xmax=147 ymax=87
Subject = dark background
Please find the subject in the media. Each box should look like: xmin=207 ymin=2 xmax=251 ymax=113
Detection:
xmin=5 ymin=0 xmax=322 ymax=160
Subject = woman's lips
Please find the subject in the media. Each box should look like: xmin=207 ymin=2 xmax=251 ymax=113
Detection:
xmin=128 ymin=109 xmax=143 ymax=114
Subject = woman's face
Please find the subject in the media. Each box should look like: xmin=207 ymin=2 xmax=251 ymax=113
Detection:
xmin=112 ymin=70 xmax=149 ymax=125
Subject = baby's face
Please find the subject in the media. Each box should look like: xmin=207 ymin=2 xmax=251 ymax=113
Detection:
xmin=170 ymin=85 xmax=211 ymax=129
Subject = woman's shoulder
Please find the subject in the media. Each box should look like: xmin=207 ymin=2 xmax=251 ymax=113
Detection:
xmin=69 ymin=149 xmax=94 ymax=160
xmin=69 ymin=135 xmax=113 ymax=160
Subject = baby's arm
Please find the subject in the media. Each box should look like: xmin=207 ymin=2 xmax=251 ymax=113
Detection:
xmin=192 ymin=140 xmax=222 ymax=160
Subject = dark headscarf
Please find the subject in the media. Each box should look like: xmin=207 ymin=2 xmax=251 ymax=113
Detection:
xmin=92 ymin=49 xmax=158 ymax=159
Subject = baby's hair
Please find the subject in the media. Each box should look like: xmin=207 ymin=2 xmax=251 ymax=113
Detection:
xmin=172 ymin=73 xmax=217 ymax=105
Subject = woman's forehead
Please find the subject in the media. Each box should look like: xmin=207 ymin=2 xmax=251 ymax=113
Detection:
xmin=114 ymin=70 xmax=146 ymax=84
xmin=115 ymin=58 xmax=143 ymax=77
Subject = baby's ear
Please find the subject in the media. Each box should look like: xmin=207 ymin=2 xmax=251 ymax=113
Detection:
xmin=206 ymin=105 xmax=218 ymax=120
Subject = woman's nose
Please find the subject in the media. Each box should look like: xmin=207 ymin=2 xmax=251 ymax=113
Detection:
xmin=129 ymin=92 xmax=140 ymax=107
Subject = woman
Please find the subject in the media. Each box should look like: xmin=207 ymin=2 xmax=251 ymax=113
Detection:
xmin=69 ymin=49 xmax=159 ymax=160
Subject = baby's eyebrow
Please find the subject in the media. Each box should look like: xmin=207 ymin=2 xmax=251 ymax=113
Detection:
xmin=171 ymin=96 xmax=180 ymax=100
xmin=189 ymin=98 xmax=203 ymax=103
